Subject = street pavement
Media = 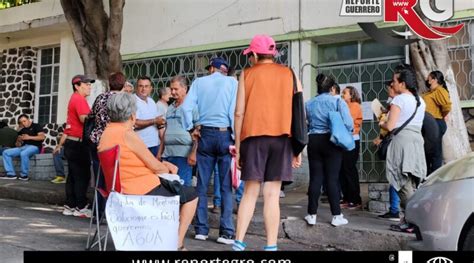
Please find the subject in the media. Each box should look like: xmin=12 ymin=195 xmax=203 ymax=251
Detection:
xmin=0 ymin=179 xmax=416 ymax=263
xmin=0 ymin=198 xmax=322 ymax=263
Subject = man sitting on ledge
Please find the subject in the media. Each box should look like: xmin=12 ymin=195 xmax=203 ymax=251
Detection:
xmin=0 ymin=114 xmax=45 ymax=181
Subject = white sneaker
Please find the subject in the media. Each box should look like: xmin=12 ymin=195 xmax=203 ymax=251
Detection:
xmin=331 ymin=214 xmax=348 ymax=227
xmin=194 ymin=234 xmax=208 ymax=241
xmin=216 ymin=235 xmax=235 ymax=245
xmin=73 ymin=205 xmax=92 ymax=218
xmin=62 ymin=205 xmax=76 ymax=216
xmin=279 ymin=190 xmax=286 ymax=198
xmin=304 ymin=214 xmax=317 ymax=225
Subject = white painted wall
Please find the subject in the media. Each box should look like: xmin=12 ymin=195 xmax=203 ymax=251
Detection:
xmin=120 ymin=0 xmax=474 ymax=54
xmin=0 ymin=0 xmax=63 ymax=27
xmin=56 ymin=32 xmax=82 ymax=124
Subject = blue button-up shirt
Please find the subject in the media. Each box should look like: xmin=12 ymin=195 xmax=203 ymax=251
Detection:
xmin=306 ymin=93 xmax=354 ymax=134
xmin=181 ymin=72 xmax=238 ymax=132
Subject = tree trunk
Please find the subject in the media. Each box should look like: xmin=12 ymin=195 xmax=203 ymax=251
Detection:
xmin=410 ymin=39 xmax=471 ymax=163
xmin=60 ymin=0 xmax=124 ymax=84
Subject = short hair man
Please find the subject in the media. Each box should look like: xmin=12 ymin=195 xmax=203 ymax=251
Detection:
xmin=181 ymin=56 xmax=238 ymax=245
xmin=1 ymin=114 xmax=45 ymax=180
xmin=57 ymin=75 xmax=94 ymax=218
xmin=133 ymin=76 xmax=165 ymax=156
xmin=159 ymin=76 xmax=199 ymax=187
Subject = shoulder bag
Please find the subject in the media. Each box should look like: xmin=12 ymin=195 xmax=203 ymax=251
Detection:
xmin=289 ymin=68 xmax=308 ymax=156
xmin=377 ymin=102 xmax=420 ymax=160
xmin=329 ymin=99 xmax=355 ymax=151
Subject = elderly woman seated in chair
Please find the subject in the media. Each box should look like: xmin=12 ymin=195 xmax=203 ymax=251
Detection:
xmin=98 ymin=92 xmax=198 ymax=251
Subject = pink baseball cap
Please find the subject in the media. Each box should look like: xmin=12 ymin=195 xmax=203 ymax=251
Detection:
xmin=243 ymin=34 xmax=277 ymax=56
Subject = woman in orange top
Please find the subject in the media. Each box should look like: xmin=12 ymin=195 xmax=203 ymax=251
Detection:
xmin=422 ymin=70 xmax=452 ymax=173
xmin=98 ymin=92 xmax=197 ymax=250
xmin=340 ymin=86 xmax=363 ymax=209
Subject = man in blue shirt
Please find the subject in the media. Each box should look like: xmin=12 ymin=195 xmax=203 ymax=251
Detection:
xmin=181 ymin=57 xmax=237 ymax=245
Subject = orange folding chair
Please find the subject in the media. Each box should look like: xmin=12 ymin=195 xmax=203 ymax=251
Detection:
xmin=86 ymin=145 xmax=121 ymax=251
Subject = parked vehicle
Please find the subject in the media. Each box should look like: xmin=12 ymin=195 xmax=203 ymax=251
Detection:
xmin=406 ymin=152 xmax=474 ymax=251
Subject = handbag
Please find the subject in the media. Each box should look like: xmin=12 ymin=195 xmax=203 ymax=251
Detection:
xmin=329 ymin=99 xmax=355 ymax=151
xmin=82 ymin=113 xmax=96 ymax=145
xmin=289 ymin=68 xmax=308 ymax=156
xmin=377 ymin=102 xmax=420 ymax=160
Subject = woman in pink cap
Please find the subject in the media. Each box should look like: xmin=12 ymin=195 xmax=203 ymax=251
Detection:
xmin=233 ymin=34 xmax=303 ymax=251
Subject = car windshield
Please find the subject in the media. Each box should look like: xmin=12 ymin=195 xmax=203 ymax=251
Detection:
xmin=422 ymin=152 xmax=474 ymax=187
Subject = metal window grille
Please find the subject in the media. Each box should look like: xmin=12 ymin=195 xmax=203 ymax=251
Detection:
xmin=123 ymin=43 xmax=290 ymax=101
xmin=442 ymin=18 xmax=474 ymax=100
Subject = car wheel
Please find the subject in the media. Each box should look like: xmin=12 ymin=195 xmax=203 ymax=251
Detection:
xmin=462 ymin=225 xmax=474 ymax=251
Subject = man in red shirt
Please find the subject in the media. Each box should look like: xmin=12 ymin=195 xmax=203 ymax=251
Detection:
xmin=54 ymin=75 xmax=93 ymax=218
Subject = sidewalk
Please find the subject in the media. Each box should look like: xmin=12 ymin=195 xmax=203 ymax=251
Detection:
xmin=0 ymin=179 xmax=414 ymax=251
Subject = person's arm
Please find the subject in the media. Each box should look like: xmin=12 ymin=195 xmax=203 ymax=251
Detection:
xmin=53 ymin=133 xmax=67 ymax=154
xmin=157 ymin=128 xmax=165 ymax=161
xmin=187 ymin=139 xmax=198 ymax=166
xmin=228 ymin=78 xmax=238 ymax=136
xmin=354 ymin=104 xmax=363 ymax=134
xmin=76 ymin=97 xmax=91 ymax=123
xmin=234 ymin=72 xmax=246 ymax=169
xmin=15 ymin=133 xmax=23 ymax=147
xmin=124 ymin=129 xmax=169 ymax=174
xmin=21 ymin=132 xmax=46 ymax=141
xmin=21 ymin=124 xmax=46 ymax=141
xmin=134 ymin=117 xmax=165 ymax=130
xmin=380 ymin=104 xmax=401 ymax=132
xmin=181 ymin=80 xmax=199 ymax=131
xmin=187 ymin=106 xmax=200 ymax=166
xmin=435 ymin=88 xmax=452 ymax=117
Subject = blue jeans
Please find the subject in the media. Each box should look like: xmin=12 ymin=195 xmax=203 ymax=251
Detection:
xmin=195 ymin=128 xmax=234 ymax=237
xmin=148 ymin=146 xmax=159 ymax=156
xmin=0 ymin=147 xmax=6 ymax=155
xmin=389 ymin=185 xmax=400 ymax=214
xmin=214 ymin=164 xmax=244 ymax=206
xmin=53 ymin=148 xmax=65 ymax=177
xmin=164 ymin=156 xmax=193 ymax=187
xmin=2 ymin=145 xmax=40 ymax=177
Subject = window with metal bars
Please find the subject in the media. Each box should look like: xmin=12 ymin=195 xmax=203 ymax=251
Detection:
xmin=35 ymin=46 xmax=60 ymax=125
xmin=123 ymin=43 xmax=290 ymax=101
xmin=442 ymin=18 xmax=474 ymax=101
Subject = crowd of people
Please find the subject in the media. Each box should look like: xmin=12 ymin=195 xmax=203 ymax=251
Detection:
xmin=0 ymin=34 xmax=453 ymax=250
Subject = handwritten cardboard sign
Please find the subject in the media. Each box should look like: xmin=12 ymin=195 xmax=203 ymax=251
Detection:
xmin=105 ymin=192 xmax=180 ymax=251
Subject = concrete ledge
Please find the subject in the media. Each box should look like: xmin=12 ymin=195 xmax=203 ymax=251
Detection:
xmin=282 ymin=219 xmax=411 ymax=251
xmin=0 ymin=153 xmax=68 ymax=181
xmin=0 ymin=180 xmax=91 ymax=206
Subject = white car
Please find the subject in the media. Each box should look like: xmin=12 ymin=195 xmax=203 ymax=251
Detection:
xmin=406 ymin=152 xmax=474 ymax=251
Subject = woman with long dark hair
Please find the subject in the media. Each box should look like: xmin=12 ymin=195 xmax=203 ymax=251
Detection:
xmin=380 ymin=65 xmax=427 ymax=232
xmin=422 ymin=70 xmax=451 ymax=174
xmin=304 ymin=74 xmax=353 ymax=227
